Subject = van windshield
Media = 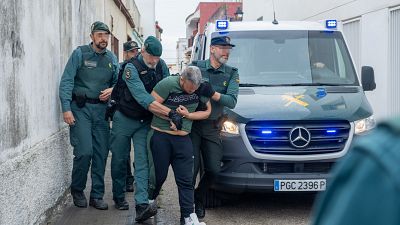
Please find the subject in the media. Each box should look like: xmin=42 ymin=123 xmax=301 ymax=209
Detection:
xmin=213 ymin=30 xmax=359 ymax=86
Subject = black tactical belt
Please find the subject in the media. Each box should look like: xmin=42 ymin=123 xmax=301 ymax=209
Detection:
xmin=86 ymin=98 xmax=104 ymax=104
xmin=72 ymin=94 xmax=104 ymax=104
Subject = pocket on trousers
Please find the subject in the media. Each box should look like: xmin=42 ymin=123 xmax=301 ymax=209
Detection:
xmin=69 ymin=125 xmax=79 ymax=147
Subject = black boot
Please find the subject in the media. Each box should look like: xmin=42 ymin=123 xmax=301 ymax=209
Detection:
xmin=71 ymin=190 xmax=87 ymax=208
xmin=195 ymin=198 xmax=205 ymax=219
xmin=114 ymin=198 xmax=129 ymax=210
xmin=89 ymin=198 xmax=108 ymax=210
xmin=135 ymin=203 xmax=157 ymax=223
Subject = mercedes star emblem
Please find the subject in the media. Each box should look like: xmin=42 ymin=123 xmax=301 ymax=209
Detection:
xmin=289 ymin=127 xmax=311 ymax=148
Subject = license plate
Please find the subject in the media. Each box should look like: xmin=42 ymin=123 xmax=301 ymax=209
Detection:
xmin=274 ymin=179 xmax=326 ymax=191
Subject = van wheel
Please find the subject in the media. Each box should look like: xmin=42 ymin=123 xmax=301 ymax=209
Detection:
xmin=204 ymin=189 xmax=222 ymax=208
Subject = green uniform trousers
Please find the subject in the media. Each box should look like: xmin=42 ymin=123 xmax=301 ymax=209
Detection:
xmin=191 ymin=120 xmax=223 ymax=202
xmin=110 ymin=111 xmax=150 ymax=204
xmin=69 ymin=101 xmax=110 ymax=199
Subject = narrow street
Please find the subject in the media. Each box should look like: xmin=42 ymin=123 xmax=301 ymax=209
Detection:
xmin=156 ymin=169 xmax=314 ymax=225
xmin=47 ymin=161 xmax=313 ymax=225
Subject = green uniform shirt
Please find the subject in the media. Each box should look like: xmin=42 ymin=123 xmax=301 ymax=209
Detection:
xmin=311 ymin=118 xmax=400 ymax=225
xmin=123 ymin=55 xmax=170 ymax=109
xmin=151 ymin=76 xmax=208 ymax=133
xmin=59 ymin=43 xmax=119 ymax=112
xmin=191 ymin=59 xmax=239 ymax=120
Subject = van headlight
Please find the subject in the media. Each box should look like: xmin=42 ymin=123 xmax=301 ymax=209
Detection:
xmin=354 ymin=116 xmax=376 ymax=135
xmin=222 ymin=121 xmax=239 ymax=135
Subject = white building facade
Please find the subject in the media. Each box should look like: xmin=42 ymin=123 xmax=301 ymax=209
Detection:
xmin=176 ymin=38 xmax=190 ymax=72
xmin=0 ymin=1 xmax=142 ymax=224
xmin=243 ymin=0 xmax=400 ymax=120
xmin=135 ymin=0 xmax=156 ymax=38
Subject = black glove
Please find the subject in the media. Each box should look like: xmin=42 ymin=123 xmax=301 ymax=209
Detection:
xmin=168 ymin=110 xmax=183 ymax=130
xmin=195 ymin=81 xmax=215 ymax=98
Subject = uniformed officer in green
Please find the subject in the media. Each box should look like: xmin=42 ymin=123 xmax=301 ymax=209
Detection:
xmin=190 ymin=36 xmax=239 ymax=219
xmin=121 ymin=40 xmax=141 ymax=193
xmin=109 ymin=36 xmax=177 ymax=222
xmin=59 ymin=21 xmax=119 ymax=210
xmin=311 ymin=118 xmax=400 ymax=225
xmin=123 ymin=40 xmax=140 ymax=62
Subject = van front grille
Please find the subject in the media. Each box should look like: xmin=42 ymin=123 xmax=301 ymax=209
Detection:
xmin=245 ymin=120 xmax=351 ymax=155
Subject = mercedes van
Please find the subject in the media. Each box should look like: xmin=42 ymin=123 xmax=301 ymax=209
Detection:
xmin=190 ymin=20 xmax=376 ymax=206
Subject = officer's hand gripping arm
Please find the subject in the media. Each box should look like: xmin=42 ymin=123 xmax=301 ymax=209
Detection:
xmin=213 ymin=70 xmax=239 ymax=109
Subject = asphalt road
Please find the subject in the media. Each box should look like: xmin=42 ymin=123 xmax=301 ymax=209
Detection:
xmin=156 ymin=169 xmax=317 ymax=225
xmin=47 ymin=158 xmax=316 ymax=225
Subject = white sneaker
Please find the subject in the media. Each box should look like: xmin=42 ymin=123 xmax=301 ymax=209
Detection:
xmin=184 ymin=213 xmax=206 ymax=225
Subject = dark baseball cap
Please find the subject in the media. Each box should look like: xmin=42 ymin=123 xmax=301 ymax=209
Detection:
xmin=144 ymin=36 xmax=162 ymax=56
xmin=91 ymin=21 xmax=110 ymax=34
xmin=211 ymin=36 xmax=235 ymax=47
xmin=123 ymin=41 xmax=140 ymax=52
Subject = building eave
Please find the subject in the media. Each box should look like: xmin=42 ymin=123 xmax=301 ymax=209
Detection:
xmin=113 ymin=0 xmax=135 ymax=28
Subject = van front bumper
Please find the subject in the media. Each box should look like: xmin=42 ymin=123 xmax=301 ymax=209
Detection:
xmin=214 ymin=133 xmax=339 ymax=193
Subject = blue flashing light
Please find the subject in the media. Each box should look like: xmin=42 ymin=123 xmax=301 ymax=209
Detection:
xmin=216 ymin=20 xmax=229 ymax=30
xmin=326 ymin=129 xmax=337 ymax=134
xmin=326 ymin=20 xmax=337 ymax=29
xmin=316 ymin=88 xmax=327 ymax=98
xmin=262 ymin=130 xmax=272 ymax=134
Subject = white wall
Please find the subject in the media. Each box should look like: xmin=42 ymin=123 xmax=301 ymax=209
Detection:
xmin=135 ymin=0 xmax=156 ymax=38
xmin=361 ymin=9 xmax=390 ymax=119
xmin=104 ymin=0 xmax=141 ymax=62
xmin=176 ymin=38 xmax=188 ymax=70
xmin=0 ymin=1 xmax=104 ymax=224
xmin=243 ymin=0 xmax=400 ymax=120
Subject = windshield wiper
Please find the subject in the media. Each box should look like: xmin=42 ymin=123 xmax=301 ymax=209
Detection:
xmin=240 ymin=83 xmax=344 ymax=87
xmin=284 ymin=83 xmax=342 ymax=86
xmin=239 ymin=83 xmax=273 ymax=87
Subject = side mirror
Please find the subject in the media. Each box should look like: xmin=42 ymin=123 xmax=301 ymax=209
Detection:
xmin=361 ymin=66 xmax=376 ymax=91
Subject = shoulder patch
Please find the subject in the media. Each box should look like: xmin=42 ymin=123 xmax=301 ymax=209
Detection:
xmin=232 ymin=67 xmax=238 ymax=71
xmin=125 ymin=69 xmax=131 ymax=79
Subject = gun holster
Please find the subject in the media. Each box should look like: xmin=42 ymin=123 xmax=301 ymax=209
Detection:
xmin=75 ymin=95 xmax=87 ymax=108
xmin=105 ymin=99 xmax=117 ymax=121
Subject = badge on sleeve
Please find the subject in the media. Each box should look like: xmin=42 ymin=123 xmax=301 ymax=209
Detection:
xmin=125 ymin=69 xmax=131 ymax=79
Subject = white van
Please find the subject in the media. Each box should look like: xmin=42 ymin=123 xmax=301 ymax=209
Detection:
xmin=191 ymin=20 xmax=376 ymax=207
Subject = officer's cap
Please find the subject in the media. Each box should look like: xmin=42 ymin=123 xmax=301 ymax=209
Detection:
xmin=144 ymin=36 xmax=162 ymax=56
xmin=123 ymin=41 xmax=140 ymax=52
xmin=91 ymin=21 xmax=110 ymax=34
xmin=211 ymin=36 xmax=235 ymax=47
